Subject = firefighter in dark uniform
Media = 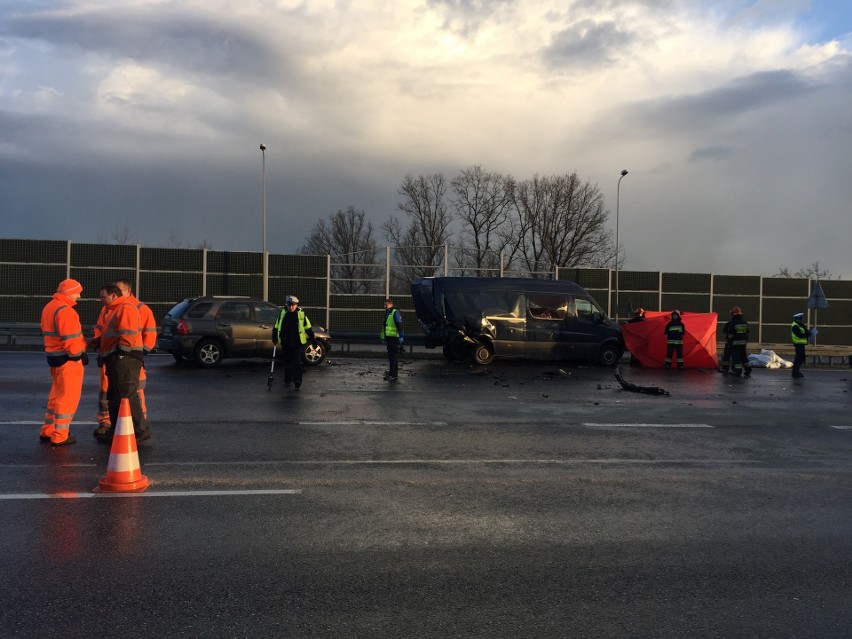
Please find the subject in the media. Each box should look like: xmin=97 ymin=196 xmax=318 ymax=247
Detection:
xmin=719 ymin=311 xmax=733 ymax=375
xmin=724 ymin=306 xmax=751 ymax=377
xmin=628 ymin=307 xmax=645 ymax=323
xmin=664 ymin=310 xmax=685 ymax=369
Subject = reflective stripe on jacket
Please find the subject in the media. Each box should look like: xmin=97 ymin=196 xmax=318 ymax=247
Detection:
xmin=129 ymin=294 xmax=158 ymax=352
xmin=726 ymin=317 xmax=749 ymax=346
xmin=274 ymin=308 xmax=311 ymax=345
xmin=99 ymin=297 xmax=143 ymax=357
xmin=665 ymin=320 xmax=684 ymax=344
xmin=41 ymin=293 xmax=86 ymax=361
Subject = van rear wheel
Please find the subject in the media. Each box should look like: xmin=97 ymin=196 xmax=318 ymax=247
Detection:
xmin=472 ymin=343 xmax=494 ymax=365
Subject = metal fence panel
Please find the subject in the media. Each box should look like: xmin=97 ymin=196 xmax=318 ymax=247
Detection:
xmin=1 ymin=239 xmax=850 ymax=346
xmin=661 ymin=293 xmax=711 ymax=312
xmin=714 ymin=275 xmax=761 ymax=296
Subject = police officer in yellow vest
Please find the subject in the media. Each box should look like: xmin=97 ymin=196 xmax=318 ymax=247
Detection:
xmin=380 ymin=298 xmax=404 ymax=381
xmin=790 ymin=312 xmax=811 ymax=379
xmin=272 ymin=295 xmax=314 ymax=390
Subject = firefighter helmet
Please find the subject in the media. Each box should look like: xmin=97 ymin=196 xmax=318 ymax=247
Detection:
xmin=671 ymin=309 xmax=681 ymax=317
xmin=731 ymin=306 xmax=742 ymax=315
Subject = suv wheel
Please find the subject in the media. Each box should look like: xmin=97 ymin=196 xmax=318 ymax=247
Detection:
xmin=302 ymin=340 xmax=327 ymax=366
xmin=194 ymin=339 xmax=224 ymax=367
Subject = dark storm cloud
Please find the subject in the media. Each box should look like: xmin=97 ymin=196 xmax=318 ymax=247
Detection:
xmin=621 ymin=69 xmax=815 ymax=133
xmin=5 ymin=6 xmax=291 ymax=85
xmin=543 ymin=19 xmax=636 ymax=68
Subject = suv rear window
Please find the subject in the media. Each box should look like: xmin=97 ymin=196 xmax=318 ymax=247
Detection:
xmin=165 ymin=299 xmax=193 ymax=318
xmin=187 ymin=302 xmax=214 ymax=318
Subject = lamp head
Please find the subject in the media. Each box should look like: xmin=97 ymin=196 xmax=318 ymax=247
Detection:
xmin=259 ymin=143 xmax=267 ymax=151
xmin=620 ymin=169 xmax=628 ymax=176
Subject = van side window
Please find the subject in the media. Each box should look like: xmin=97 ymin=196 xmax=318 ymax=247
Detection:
xmin=528 ymin=295 xmax=568 ymax=320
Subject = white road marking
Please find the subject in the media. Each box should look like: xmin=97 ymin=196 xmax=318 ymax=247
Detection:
xmin=829 ymin=425 xmax=851 ymax=430
xmin=112 ymin=458 xmax=761 ymax=466
xmin=298 ymin=421 xmax=449 ymax=426
xmin=0 ymin=489 xmax=302 ymax=500
xmin=582 ymin=423 xmax=713 ymax=428
xmin=0 ymin=421 xmax=98 ymax=425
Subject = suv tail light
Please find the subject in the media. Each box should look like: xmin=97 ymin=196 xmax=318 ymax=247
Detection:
xmin=176 ymin=319 xmax=189 ymax=335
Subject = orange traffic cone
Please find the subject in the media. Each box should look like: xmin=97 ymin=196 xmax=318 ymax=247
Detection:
xmin=93 ymin=397 xmax=150 ymax=493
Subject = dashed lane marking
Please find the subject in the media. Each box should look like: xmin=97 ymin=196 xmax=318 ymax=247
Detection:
xmin=582 ymin=423 xmax=713 ymax=428
xmin=299 ymin=421 xmax=449 ymax=426
xmin=0 ymin=420 xmax=98 ymax=425
xmin=0 ymin=489 xmax=303 ymax=500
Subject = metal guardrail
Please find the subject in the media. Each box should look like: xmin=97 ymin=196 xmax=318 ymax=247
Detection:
xmin=0 ymin=323 xmax=42 ymax=349
xmin=3 ymin=323 xmax=849 ymax=365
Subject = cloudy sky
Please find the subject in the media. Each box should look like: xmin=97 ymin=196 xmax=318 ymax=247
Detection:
xmin=1 ymin=0 xmax=851 ymax=277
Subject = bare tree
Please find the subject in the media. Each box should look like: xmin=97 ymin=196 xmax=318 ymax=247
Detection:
xmin=449 ymin=166 xmax=514 ymax=276
xmin=774 ymin=262 xmax=833 ymax=279
xmin=302 ymin=206 xmax=380 ymax=293
xmin=111 ymin=222 xmax=134 ymax=245
xmin=506 ymin=173 xmax=611 ymax=276
xmin=384 ymin=174 xmax=452 ymax=285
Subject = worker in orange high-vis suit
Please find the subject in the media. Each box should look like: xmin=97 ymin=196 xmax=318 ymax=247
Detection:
xmin=91 ymin=295 xmax=111 ymax=431
xmin=94 ymin=283 xmax=151 ymax=443
xmin=92 ymin=278 xmax=156 ymax=437
xmin=40 ymin=279 xmax=88 ymax=446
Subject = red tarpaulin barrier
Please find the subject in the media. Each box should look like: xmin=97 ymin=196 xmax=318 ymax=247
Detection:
xmin=621 ymin=311 xmax=718 ymax=369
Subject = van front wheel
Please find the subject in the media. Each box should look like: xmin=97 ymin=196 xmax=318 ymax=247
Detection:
xmin=472 ymin=343 xmax=494 ymax=365
xmin=598 ymin=344 xmax=622 ymax=366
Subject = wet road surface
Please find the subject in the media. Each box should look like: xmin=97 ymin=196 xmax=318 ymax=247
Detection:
xmin=1 ymin=352 xmax=850 ymax=637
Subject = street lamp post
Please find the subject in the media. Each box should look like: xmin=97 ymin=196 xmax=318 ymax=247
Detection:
xmin=260 ymin=143 xmax=268 ymax=301
xmin=615 ymin=169 xmax=628 ymax=321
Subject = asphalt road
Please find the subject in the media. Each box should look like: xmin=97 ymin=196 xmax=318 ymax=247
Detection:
xmin=1 ymin=352 xmax=850 ymax=638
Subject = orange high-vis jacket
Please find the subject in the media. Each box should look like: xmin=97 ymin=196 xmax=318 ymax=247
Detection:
xmin=93 ymin=304 xmax=108 ymax=341
xmin=128 ymin=294 xmax=158 ymax=353
xmin=41 ymin=293 xmax=86 ymax=362
xmin=98 ymin=296 xmax=143 ymax=357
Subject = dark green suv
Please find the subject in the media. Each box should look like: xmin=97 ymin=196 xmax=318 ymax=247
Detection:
xmin=158 ymin=296 xmax=331 ymax=367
